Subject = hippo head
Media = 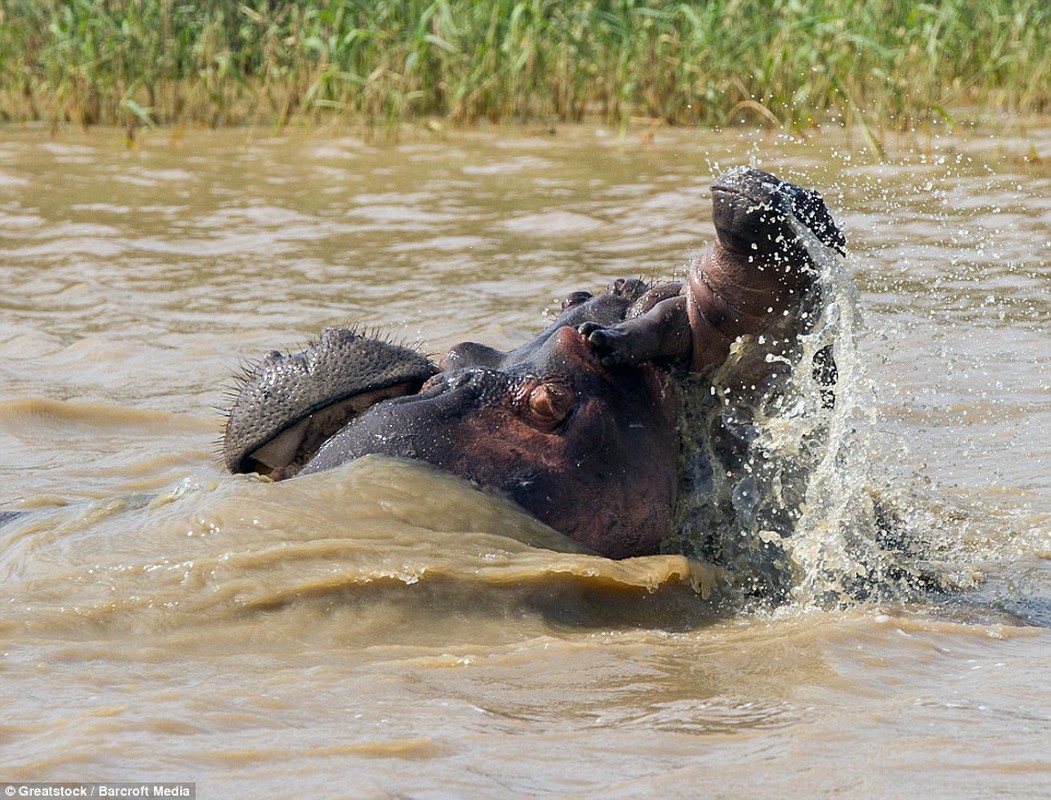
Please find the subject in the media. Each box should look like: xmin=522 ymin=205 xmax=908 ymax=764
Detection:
xmin=224 ymin=294 xmax=680 ymax=558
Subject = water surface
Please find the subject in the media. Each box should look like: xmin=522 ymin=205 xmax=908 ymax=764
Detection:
xmin=1 ymin=123 xmax=1049 ymax=797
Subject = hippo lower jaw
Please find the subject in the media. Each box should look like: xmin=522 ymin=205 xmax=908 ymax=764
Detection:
xmin=241 ymin=381 xmax=428 ymax=479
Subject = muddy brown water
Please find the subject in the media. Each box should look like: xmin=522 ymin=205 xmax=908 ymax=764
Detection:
xmin=1 ymin=124 xmax=1049 ymax=797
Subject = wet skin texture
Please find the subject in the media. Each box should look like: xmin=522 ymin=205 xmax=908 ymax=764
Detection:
xmin=222 ymin=168 xmax=845 ymax=559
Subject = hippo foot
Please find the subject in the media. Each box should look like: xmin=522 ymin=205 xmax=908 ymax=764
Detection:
xmin=578 ymin=321 xmax=632 ymax=366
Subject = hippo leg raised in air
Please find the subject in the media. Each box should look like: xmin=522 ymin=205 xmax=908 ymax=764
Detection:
xmin=579 ymin=166 xmax=845 ymax=373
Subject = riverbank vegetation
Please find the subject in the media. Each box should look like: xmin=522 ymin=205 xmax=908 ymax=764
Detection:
xmin=1 ymin=0 xmax=1048 ymax=136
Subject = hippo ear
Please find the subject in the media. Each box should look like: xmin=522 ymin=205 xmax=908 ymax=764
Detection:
xmin=781 ymin=184 xmax=847 ymax=255
xmin=560 ymin=290 xmax=593 ymax=311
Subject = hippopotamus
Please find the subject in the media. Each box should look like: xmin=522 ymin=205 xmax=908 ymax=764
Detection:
xmin=223 ymin=168 xmax=846 ymax=560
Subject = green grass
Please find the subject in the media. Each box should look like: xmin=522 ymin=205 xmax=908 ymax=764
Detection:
xmin=1 ymin=0 xmax=1048 ymax=135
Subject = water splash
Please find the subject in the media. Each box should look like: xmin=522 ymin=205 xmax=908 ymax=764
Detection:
xmin=669 ymin=216 xmax=932 ymax=608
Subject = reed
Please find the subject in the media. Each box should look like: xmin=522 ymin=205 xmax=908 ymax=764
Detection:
xmin=1 ymin=0 xmax=1047 ymax=135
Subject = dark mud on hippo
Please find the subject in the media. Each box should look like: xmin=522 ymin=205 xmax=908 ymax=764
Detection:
xmin=224 ymin=167 xmax=862 ymax=586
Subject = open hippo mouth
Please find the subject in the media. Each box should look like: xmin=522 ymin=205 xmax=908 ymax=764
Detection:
xmin=223 ymin=167 xmax=846 ymax=560
xmin=223 ymin=327 xmax=439 ymax=478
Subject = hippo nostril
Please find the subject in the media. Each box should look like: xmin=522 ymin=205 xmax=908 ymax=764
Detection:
xmin=421 ymin=368 xmax=490 ymax=395
xmin=440 ymin=340 xmax=503 ymax=371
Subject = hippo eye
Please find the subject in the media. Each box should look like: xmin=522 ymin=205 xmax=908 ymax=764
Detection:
xmin=526 ymin=382 xmax=574 ymax=430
